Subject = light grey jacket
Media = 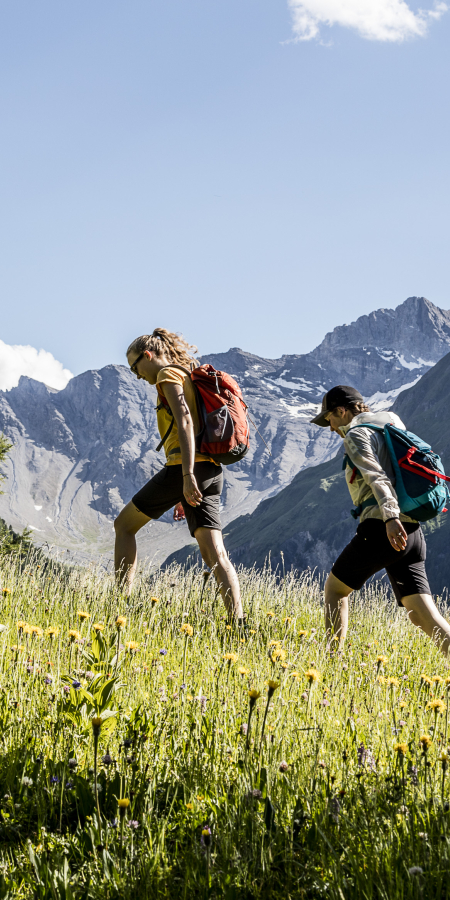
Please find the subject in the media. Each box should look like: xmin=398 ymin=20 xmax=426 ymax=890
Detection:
xmin=341 ymin=411 xmax=415 ymax=524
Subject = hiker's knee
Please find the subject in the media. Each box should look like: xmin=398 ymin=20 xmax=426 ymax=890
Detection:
xmin=325 ymin=572 xmax=352 ymax=601
xmin=407 ymin=608 xmax=422 ymax=627
xmin=195 ymin=528 xmax=227 ymax=568
xmin=114 ymin=502 xmax=149 ymax=537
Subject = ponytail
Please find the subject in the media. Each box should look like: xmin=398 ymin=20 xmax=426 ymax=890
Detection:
xmin=127 ymin=328 xmax=199 ymax=370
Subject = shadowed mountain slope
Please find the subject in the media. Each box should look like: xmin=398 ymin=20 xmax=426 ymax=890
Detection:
xmin=166 ymin=351 xmax=450 ymax=595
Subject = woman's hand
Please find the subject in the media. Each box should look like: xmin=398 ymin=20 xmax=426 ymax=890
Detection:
xmin=173 ymin=502 xmax=186 ymax=521
xmin=386 ymin=518 xmax=407 ymax=552
xmin=183 ymin=473 xmax=203 ymax=507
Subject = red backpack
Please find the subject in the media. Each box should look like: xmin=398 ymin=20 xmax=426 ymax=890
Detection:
xmin=155 ymin=364 xmax=250 ymax=466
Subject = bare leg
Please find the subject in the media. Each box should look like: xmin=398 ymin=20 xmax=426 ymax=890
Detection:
xmin=194 ymin=527 xmax=243 ymax=619
xmin=114 ymin=502 xmax=151 ymax=595
xmin=402 ymin=593 xmax=450 ymax=658
xmin=324 ymin=572 xmax=353 ymax=650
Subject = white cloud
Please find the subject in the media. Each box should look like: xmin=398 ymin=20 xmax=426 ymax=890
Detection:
xmin=288 ymin=0 xmax=448 ymax=42
xmin=0 ymin=340 xmax=73 ymax=392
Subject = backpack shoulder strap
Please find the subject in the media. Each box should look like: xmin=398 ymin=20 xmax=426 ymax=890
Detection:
xmin=154 ymin=365 xmax=194 ymax=452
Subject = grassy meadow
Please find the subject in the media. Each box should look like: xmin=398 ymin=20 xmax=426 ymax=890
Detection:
xmin=0 ymin=550 xmax=449 ymax=899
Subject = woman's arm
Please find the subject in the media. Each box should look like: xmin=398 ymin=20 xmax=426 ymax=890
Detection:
xmin=161 ymin=381 xmax=203 ymax=508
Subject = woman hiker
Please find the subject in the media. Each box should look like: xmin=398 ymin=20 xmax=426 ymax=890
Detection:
xmin=114 ymin=328 xmax=244 ymax=624
xmin=311 ymin=385 xmax=450 ymax=657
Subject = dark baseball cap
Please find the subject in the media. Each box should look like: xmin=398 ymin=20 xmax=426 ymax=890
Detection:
xmin=310 ymin=385 xmax=365 ymax=427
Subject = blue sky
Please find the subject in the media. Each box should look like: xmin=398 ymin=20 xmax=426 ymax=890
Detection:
xmin=0 ymin=0 xmax=449 ymax=381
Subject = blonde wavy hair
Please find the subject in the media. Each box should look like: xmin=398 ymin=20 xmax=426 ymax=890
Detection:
xmin=127 ymin=328 xmax=199 ymax=370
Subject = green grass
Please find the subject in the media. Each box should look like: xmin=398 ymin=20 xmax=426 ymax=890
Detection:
xmin=0 ymin=551 xmax=449 ymax=899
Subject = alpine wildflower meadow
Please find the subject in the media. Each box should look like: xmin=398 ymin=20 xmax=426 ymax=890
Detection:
xmin=0 ymin=550 xmax=449 ymax=898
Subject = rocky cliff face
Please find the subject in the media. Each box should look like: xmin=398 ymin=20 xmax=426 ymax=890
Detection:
xmin=167 ymin=348 xmax=450 ymax=596
xmin=0 ymin=296 xmax=448 ymax=566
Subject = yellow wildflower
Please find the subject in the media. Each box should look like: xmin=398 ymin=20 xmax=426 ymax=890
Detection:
xmin=271 ymin=647 xmax=287 ymax=662
xmin=125 ymin=641 xmax=139 ymax=652
xmin=419 ymin=734 xmax=433 ymax=751
xmin=266 ymin=611 xmax=274 ymax=618
xmin=420 ymin=674 xmax=432 ymax=686
xmin=298 ymin=630 xmax=308 ymax=637
xmin=267 ymin=680 xmax=280 ymax=695
xmin=394 ymin=743 xmax=408 ymax=756
xmin=248 ymin=689 xmax=261 ymax=705
xmin=387 ymin=677 xmax=399 ymax=687
xmin=46 ymin=627 xmax=59 ymax=638
xmin=68 ymin=630 xmax=82 ymax=643
xmin=92 ymin=623 xmax=104 ymax=632
xmin=426 ymin=699 xmax=446 ymax=714
xmin=2 ymin=588 xmax=11 ymax=595
xmin=269 ymin=640 xmax=281 ymax=647
xmin=398 ymin=700 xmax=407 ymax=709
xmin=377 ymin=655 xmax=389 ymax=666
xmin=30 ymin=626 xmax=43 ymax=637
xmin=223 ymin=652 xmax=238 ymax=663
xmin=118 ymin=798 xmax=130 ymax=808
xmin=185 ymin=803 xmax=193 ymax=810
xmin=305 ymin=669 xmax=321 ymax=684
xmin=17 ymin=621 xmax=28 ymax=632
xmin=283 ymin=617 xmax=292 ymax=624
xmin=78 ymin=611 xmax=90 ymax=621
xmin=181 ymin=624 xmax=193 ymax=637
xmin=431 ymin=675 xmax=443 ymax=684
xmin=238 ymin=666 xmax=250 ymax=675
xmin=151 ymin=597 xmax=159 ymax=604
xmin=116 ymin=616 xmax=127 ymax=629
xmin=290 ymin=671 xmax=301 ymax=678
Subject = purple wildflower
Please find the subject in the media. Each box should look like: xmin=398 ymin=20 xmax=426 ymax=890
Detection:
xmin=101 ymin=752 xmax=113 ymax=766
xmin=65 ymin=780 xmax=74 ymax=790
xmin=63 ymin=685 xmax=70 ymax=694
xmin=159 ymin=649 xmax=168 ymax=656
xmin=357 ymin=744 xmax=367 ymax=766
xmin=50 ymin=776 xmax=60 ymax=785
xmin=127 ymin=820 xmax=139 ymax=830
xmin=72 ymin=680 xmax=81 ymax=689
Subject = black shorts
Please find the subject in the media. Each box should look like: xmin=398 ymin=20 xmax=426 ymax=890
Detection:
xmin=132 ymin=461 xmax=223 ymax=537
xmin=331 ymin=519 xmax=430 ymax=606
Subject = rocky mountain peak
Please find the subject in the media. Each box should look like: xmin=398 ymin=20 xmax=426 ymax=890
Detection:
xmin=0 ymin=295 xmax=449 ymax=566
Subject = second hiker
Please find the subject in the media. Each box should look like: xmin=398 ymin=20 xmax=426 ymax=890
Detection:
xmin=311 ymin=385 xmax=450 ymax=657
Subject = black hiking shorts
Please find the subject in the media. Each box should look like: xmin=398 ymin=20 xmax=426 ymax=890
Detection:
xmin=132 ymin=461 xmax=223 ymax=537
xmin=331 ymin=519 xmax=430 ymax=605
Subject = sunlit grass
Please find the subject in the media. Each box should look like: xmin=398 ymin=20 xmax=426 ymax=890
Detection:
xmin=0 ymin=549 xmax=449 ymax=898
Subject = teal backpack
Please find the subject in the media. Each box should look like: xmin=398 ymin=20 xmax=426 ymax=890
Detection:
xmin=344 ymin=423 xmax=450 ymax=522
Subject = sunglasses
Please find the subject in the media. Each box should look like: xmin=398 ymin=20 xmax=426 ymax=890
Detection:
xmin=130 ymin=351 xmax=145 ymax=376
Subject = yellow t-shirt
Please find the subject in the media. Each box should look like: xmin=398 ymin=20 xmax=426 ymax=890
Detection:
xmin=155 ymin=367 xmax=214 ymax=466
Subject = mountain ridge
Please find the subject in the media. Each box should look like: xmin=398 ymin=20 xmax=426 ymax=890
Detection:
xmin=0 ymin=295 xmax=449 ymax=565
xmin=166 ymin=349 xmax=450 ymax=595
